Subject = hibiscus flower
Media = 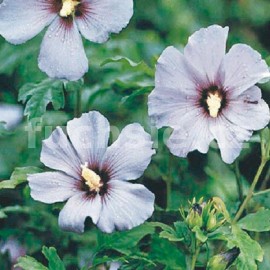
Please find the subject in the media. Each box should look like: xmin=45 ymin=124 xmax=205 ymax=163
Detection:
xmin=148 ymin=25 xmax=270 ymax=164
xmin=28 ymin=111 xmax=155 ymax=233
xmin=0 ymin=0 xmax=133 ymax=81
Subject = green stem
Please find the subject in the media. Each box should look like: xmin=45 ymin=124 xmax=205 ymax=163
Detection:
xmin=166 ymin=156 xmax=173 ymax=208
xmin=259 ymin=166 xmax=270 ymax=191
xmin=74 ymin=88 xmax=82 ymax=117
xmin=234 ymin=161 xmax=244 ymax=202
xmin=233 ymin=158 xmax=267 ymax=223
xmin=191 ymin=245 xmax=201 ymax=270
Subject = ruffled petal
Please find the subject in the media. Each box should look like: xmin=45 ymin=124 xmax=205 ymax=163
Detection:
xmin=219 ymin=44 xmax=269 ymax=97
xmin=155 ymin=46 xmax=201 ymax=94
xmin=210 ymin=116 xmax=253 ymax=164
xmin=75 ymin=0 xmax=133 ymax=43
xmin=101 ymin=123 xmax=155 ymax=181
xmin=38 ymin=16 xmax=88 ymax=81
xmin=0 ymin=0 xmax=57 ymax=44
xmin=97 ymin=181 xmax=154 ymax=233
xmin=184 ymin=25 xmax=229 ymax=84
xmin=41 ymin=127 xmax=82 ymax=179
xmin=66 ymin=111 xmax=110 ymax=168
xmin=58 ymin=193 xmax=102 ymax=233
xmin=148 ymin=87 xmax=198 ymax=129
xmin=223 ymin=86 xmax=270 ymax=130
xmin=166 ymin=113 xmax=214 ymax=157
xmin=28 ymin=172 xmax=78 ymax=204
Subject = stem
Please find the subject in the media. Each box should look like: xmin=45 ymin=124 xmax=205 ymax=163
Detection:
xmin=74 ymin=88 xmax=82 ymax=117
xmin=191 ymin=245 xmax=201 ymax=270
xmin=166 ymin=156 xmax=173 ymax=208
xmin=234 ymin=161 xmax=244 ymax=202
xmin=233 ymin=159 xmax=267 ymax=223
xmin=259 ymin=166 xmax=270 ymax=191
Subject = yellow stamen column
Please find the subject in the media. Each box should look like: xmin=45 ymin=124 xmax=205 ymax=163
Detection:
xmin=206 ymin=93 xmax=222 ymax=118
xmin=81 ymin=163 xmax=103 ymax=192
xmin=59 ymin=0 xmax=79 ymax=17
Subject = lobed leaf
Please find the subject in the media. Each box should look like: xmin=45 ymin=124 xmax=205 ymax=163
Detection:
xmin=238 ymin=208 xmax=270 ymax=232
xmin=0 ymin=167 xmax=42 ymax=189
xmin=18 ymin=79 xmax=65 ymax=121
xmin=15 ymin=256 xmax=48 ymax=270
xmin=42 ymin=246 xmax=66 ymax=270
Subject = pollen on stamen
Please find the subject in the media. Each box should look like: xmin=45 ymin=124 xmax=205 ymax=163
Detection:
xmin=59 ymin=0 xmax=79 ymax=17
xmin=206 ymin=93 xmax=222 ymax=118
xmin=81 ymin=163 xmax=103 ymax=192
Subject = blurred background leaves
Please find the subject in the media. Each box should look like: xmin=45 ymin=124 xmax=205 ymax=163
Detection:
xmin=0 ymin=0 xmax=270 ymax=269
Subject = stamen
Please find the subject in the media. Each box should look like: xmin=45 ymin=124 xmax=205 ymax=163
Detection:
xmin=206 ymin=93 xmax=222 ymax=118
xmin=59 ymin=0 xmax=79 ymax=17
xmin=81 ymin=163 xmax=103 ymax=192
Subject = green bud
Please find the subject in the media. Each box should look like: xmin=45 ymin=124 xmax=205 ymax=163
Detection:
xmin=186 ymin=203 xmax=203 ymax=229
xmin=207 ymin=247 xmax=240 ymax=270
xmin=206 ymin=212 xmax=217 ymax=232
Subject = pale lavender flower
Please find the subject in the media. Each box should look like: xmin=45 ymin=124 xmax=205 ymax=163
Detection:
xmin=28 ymin=111 xmax=155 ymax=233
xmin=0 ymin=237 xmax=26 ymax=269
xmin=0 ymin=0 xmax=133 ymax=81
xmin=0 ymin=103 xmax=23 ymax=130
xmin=148 ymin=25 xmax=270 ymax=164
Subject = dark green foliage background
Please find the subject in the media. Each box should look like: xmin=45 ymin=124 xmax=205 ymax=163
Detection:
xmin=1 ymin=0 xmax=270 ymax=269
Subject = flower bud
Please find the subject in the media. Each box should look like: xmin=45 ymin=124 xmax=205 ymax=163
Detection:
xmin=206 ymin=212 xmax=217 ymax=232
xmin=207 ymin=247 xmax=240 ymax=270
xmin=186 ymin=203 xmax=203 ymax=229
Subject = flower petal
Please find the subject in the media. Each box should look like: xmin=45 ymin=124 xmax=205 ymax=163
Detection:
xmin=66 ymin=111 xmax=110 ymax=168
xmin=101 ymin=123 xmax=155 ymax=181
xmin=41 ymin=127 xmax=82 ymax=179
xmin=155 ymin=46 xmax=201 ymax=94
xmin=38 ymin=17 xmax=88 ymax=81
xmin=210 ymin=116 xmax=253 ymax=164
xmin=97 ymin=181 xmax=154 ymax=233
xmin=219 ymin=44 xmax=269 ymax=97
xmin=148 ymin=87 xmax=198 ymax=129
xmin=223 ymin=86 xmax=270 ymax=130
xmin=58 ymin=193 xmax=102 ymax=233
xmin=75 ymin=0 xmax=133 ymax=43
xmin=184 ymin=25 xmax=229 ymax=84
xmin=28 ymin=172 xmax=78 ymax=204
xmin=0 ymin=0 xmax=56 ymax=44
xmin=166 ymin=113 xmax=214 ymax=157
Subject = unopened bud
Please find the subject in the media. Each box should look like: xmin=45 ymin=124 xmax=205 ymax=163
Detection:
xmin=207 ymin=247 xmax=240 ymax=270
xmin=186 ymin=203 xmax=203 ymax=229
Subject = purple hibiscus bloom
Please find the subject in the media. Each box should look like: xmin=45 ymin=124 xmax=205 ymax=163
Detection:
xmin=28 ymin=111 xmax=155 ymax=233
xmin=148 ymin=25 xmax=270 ymax=164
xmin=0 ymin=0 xmax=133 ymax=81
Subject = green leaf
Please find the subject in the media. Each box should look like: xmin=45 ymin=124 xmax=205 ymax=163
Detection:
xmin=238 ymin=208 xmax=270 ymax=232
xmin=18 ymin=79 xmax=65 ymax=121
xmin=253 ymin=189 xmax=270 ymax=208
xmin=15 ymin=256 xmax=48 ymax=270
xmin=149 ymin=235 xmax=186 ymax=269
xmin=121 ymin=86 xmax=153 ymax=103
xmin=101 ymin=56 xmax=154 ymax=77
xmin=192 ymin=226 xmax=208 ymax=243
xmin=0 ymin=206 xmax=31 ymax=219
xmin=229 ymin=225 xmax=263 ymax=270
xmin=0 ymin=167 xmax=42 ymax=189
xmin=160 ymin=222 xmax=186 ymax=242
xmin=97 ymin=223 xmax=155 ymax=255
xmin=260 ymin=128 xmax=270 ymax=159
xmin=42 ymin=247 xmax=65 ymax=270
